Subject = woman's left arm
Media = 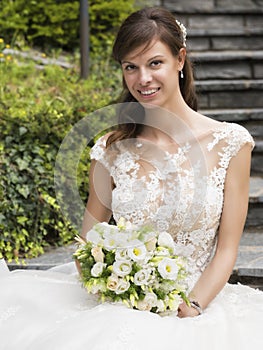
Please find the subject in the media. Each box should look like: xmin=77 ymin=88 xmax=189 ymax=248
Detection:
xmin=178 ymin=143 xmax=252 ymax=318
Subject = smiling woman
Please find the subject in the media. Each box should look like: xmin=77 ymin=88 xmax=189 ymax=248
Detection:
xmin=0 ymin=6 xmax=263 ymax=350
xmin=121 ymin=41 xmax=185 ymax=108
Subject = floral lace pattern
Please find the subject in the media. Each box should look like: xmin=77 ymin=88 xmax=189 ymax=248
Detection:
xmin=90 ymin=123 xmax=254 ymax=290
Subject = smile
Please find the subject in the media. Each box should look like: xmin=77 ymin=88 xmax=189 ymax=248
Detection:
xmin=138 ymin=88 xmax=160 ymax=96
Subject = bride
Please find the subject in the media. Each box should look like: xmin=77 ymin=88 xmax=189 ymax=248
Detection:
xmin=1 ymin=7 xmax=263 ymax=350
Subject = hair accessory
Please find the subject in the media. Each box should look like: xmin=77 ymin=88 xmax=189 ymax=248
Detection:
xmin=190 ymin=300 xmax=203 ymax=315
xmin=180 ymin=70 xmax=184 ymax=79
xmin=176 ymin=19 xmax=187 ymax=47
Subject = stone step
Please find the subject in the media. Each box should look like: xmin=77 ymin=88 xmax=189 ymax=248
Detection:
xmin=230 ymin=230 xmax=263 ymax=290
xmin=191 ymin=50 xmax=263 ymax=80
xmin=163 ymin=0 xmax=263 ymax=14
xmin=187 ymin=27 xmax=263 ymax=51
xmin=195 ymin=79 xmax=263 ymax=109
xmin=200 ymin=108 xmax=263 ymax=122
xmin=247 ymin=176 xmax=263 ymax=228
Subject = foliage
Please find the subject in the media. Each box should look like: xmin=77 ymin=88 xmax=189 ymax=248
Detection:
xmin=0 ymin=42 xmax=122 ymax=262
xmin=0 ymin=0 xmax=137 ymax=52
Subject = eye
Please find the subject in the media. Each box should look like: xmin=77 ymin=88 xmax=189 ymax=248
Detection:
xmin=123 ymin=64 xmax=137 ymax=71
xmin=150 ymin=60 xmax=162 ymax=68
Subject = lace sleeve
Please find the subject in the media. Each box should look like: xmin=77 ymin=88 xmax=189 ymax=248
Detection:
xmin=208 ymin=123 xmax=254 ymax=171
xmin=90 ymin=136 xmax=111 ymax=172
xmin=228 ymin=123 xmax=255 ymax=157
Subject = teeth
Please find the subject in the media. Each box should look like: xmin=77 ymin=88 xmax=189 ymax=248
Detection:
xmin=140 ymin=88 xmax=158 ymax=95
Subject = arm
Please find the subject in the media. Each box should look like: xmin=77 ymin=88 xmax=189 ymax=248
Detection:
xmin=75 ymin=158 xmax=113 ymax=274
xmin=81 ymin=159 xmax=113 ymax=238
xmin=178 ymin=143 xmax=252 ymax=317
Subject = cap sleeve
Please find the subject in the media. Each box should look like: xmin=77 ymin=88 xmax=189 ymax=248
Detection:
xmin=228 ymin=123 xmax=255 ymax=158
xmin=215 ymin=123 xmax=254 ymax=171
xmin=90 ymin=136 xmax=111 ymax=172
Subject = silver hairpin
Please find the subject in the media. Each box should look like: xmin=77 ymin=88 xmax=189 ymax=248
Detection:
xmin=176 ymin=19 xmax=187 ymax=47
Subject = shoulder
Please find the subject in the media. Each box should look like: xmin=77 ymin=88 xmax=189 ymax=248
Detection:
xmin=208 ymin=121 xmax=254 ymax=153
xmin=89 ymin=132 xmax=114 ymax=170
xmin=221 ymin=122 xmax=254 ymax=153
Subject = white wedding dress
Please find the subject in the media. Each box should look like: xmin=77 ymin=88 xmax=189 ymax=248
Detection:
xmin=1 ymin=121 xmax=263 ymax=350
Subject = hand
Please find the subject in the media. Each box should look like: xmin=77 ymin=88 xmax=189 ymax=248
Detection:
xmin=177 ymin=301 xmax=200 ymax=318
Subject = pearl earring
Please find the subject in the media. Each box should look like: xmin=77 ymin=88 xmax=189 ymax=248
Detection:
xmin=180 ymin=70 xmax=184 ymax=79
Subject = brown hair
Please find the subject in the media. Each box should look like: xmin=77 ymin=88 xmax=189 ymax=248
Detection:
xmin=107 ymin=7 xmax=198 ymax=147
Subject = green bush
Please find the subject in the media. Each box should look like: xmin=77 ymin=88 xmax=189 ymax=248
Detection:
xmin=0 ymin=44 xmax=122 ymax=262
xmin=0 ymin=0 xmax=136 ymax=52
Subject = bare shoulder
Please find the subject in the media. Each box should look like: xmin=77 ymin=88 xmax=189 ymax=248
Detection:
xmin=192 ymin=111 xmax=223 ymax=133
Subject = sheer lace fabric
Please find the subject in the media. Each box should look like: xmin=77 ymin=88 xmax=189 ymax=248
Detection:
xmin=90 ymin=122 xmax=254 ymax=289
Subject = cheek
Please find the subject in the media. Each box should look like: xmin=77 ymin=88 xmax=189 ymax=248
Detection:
xmin=123 ymin=74 xmax=136 ymax=91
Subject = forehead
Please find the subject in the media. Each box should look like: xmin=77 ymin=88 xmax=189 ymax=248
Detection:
xmin=122 ymin=40 xmax=173 ymax=62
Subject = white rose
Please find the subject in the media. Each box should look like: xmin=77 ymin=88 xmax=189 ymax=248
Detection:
xmin=134 ymin=269 xmax=151 ymax=286
xmin=144 ymin=292 xmax=158 ymax=308
xmin=158 ymin=257 xmax=179 ymax=280
xmin=107 ymin=274 xmax=119 ymax=291
xmin=137 ymin=299 xmax=152 ymax=311
xmin=91 ymin=246 xmax=105 ymax=263
xmin=127 ymin=241 xmax=147 ymax=262
xmin=115 ymin=279 xmax=130 ymax=295
xmin=112 ymin=260 xmax=132 ymax=277
xmin=158 ymin=232 xmax=176 ymax=253
xmin=91 ymin=262 xmax=106 ymax=277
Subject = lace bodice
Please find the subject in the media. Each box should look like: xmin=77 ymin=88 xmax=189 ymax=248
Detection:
xmin=90 ymin=122 xmax=254 ymax=289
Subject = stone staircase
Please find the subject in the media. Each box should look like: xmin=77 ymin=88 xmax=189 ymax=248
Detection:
xmin=161 ymin=0 xmax=263 ymax=288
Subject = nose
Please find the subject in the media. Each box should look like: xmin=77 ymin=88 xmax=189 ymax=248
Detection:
xmin=138 ymin=67 xmax=152 ymax=86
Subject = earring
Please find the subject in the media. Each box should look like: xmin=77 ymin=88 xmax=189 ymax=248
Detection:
xmin=180 ymin=70 xmax=184 ymax=79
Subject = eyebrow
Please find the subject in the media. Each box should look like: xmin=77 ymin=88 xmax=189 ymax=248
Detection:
xmin=121 ymin=54 xmax=165 ymax=65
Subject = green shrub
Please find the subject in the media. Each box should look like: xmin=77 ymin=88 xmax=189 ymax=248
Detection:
xmin=0 ymin=47 xmax=122 ymax=262
xmin=0 ymin=0 xmax=137 ymax=52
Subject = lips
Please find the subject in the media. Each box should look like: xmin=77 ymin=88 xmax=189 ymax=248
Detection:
xmin=138 ymin=88 xmax=160 ymax=96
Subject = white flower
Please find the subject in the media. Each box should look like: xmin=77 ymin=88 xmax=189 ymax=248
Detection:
xmin=144 ymin=292 xmax=158 ymax=308
xmin=127 ymin=241 xmax=147 ymax=262
xmin=137 ymin=299 xmax=152 ymax=311
xmin=107 ymin=274 xmax=119 ymax=291
xmin=103 ymin=235 xmax=118 ymax=250
xmin=145 ymin=236 xmax=157 ymax=251
xmin=96 ymin=222 xmax=119 ymax=238
xmin=156 ymin=299 xmax=166 ymax=313
xmin=86 ymin=229 xmax=102 ymax=245
xmin=155 ymin=247 xmax=171 ymax=257
xmin=91 ymin=262 xmax=106 ymax=277
xmin=115 ymin=279 xmax=130 ymax=295
xmin=112 ymin=260 xmax=132 ymax=277
xmin=115 ymin=248 xmax=130 ymax=261
xmin=133 ymin=269 xmax=151 ymax=286
xmin=168 ymin=294 xmax=183 ymax=311
xmin=91 ymin=246 xmax=105 ymax=263
xmin=158 ymin=258 xmax=179 ymax=280
xmin=90 ymin=280 xmax=106 ymax=294
xmin=158 ymin=232 xmax=176 ymax=253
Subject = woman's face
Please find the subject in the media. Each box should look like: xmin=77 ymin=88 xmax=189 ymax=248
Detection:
xmin=121 ymin=40 xmax=185 ymax=111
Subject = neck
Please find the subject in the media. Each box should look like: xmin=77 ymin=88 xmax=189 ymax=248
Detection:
xmin=140 ymin=98 xmax=196 ymax=145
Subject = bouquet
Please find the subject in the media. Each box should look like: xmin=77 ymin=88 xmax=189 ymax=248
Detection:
xmin=73 ymin=219 xmax=190 ymax=314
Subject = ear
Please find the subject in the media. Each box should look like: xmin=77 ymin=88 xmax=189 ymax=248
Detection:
xmin=178 ymin=48 xmax=186 ymax=70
